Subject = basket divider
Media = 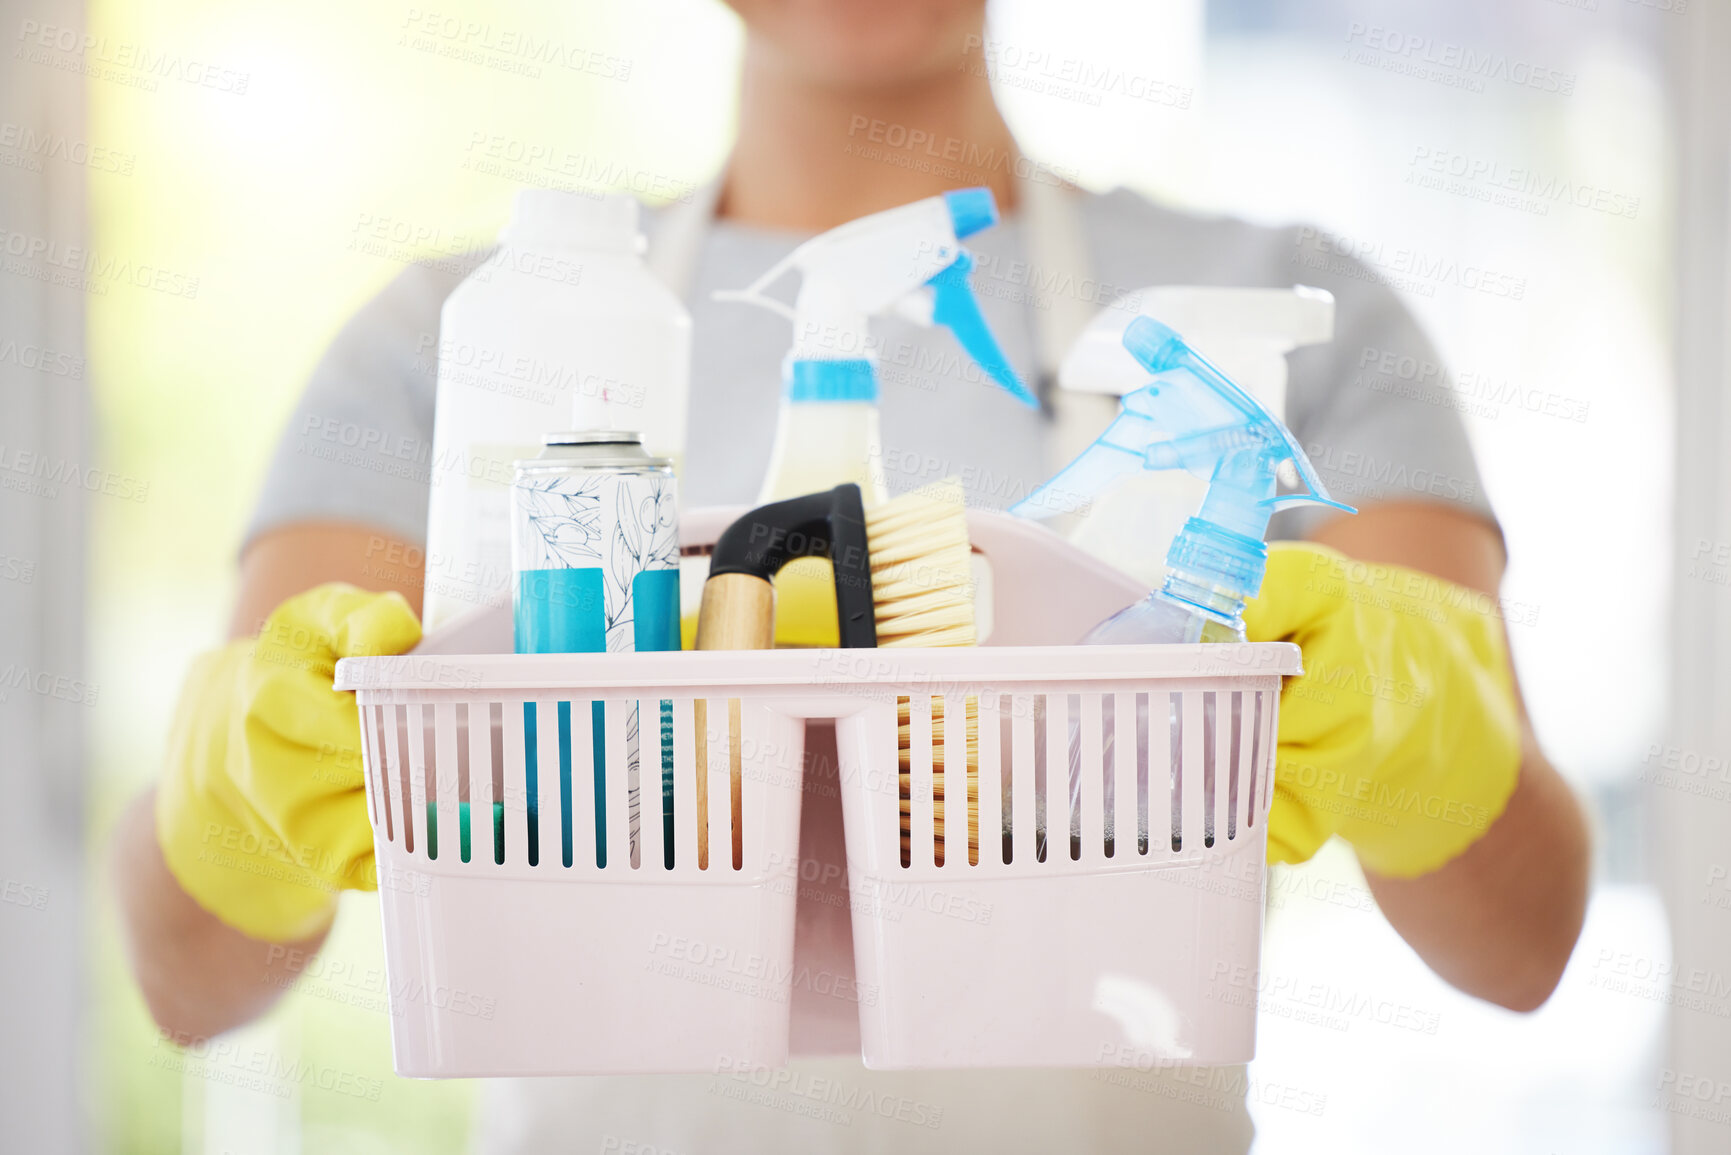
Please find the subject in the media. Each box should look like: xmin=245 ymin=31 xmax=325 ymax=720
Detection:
xmin=408 ymin=705 xmax=430 ymax=856
xmin=701 ymin=699 xmax=731 ymax=870
xmin=560 ymin=698 xmax=590 ymax=869
xmin=501 ymin=699 xmax=526 ymax=865
xmin=360 ymin=701 xmax=381 ymax=832
xmin=530 ymin=697 xmax=558 ymax=869
xmin=638 ymin=697 xmax=666 ymax=871
xmin=378 ymin=704 xmax=399 ymax=844
xmin=468 ymin=700 xmax=494 ymax=866
xmin=394 ymin=706 xmax=416 ymax=854
xmin=1077 ymin=692 xmax=1103 ymax=860
xmin=1180 ymin=691 xmax=1206 ymax=853
xmin=975 ymin=693 xmax=1002 ymax=869
xmin=670 ymin=697 xmax=698 ymax=873
xmin=433 ymin=701 xmax=460 ymax=862
xmin=1233 ymin=691 xmax=1253 ymax=840
xmin=1218 ymin=692 xmax=1232 ymax=845
xmin=907 ymin=695 xmax=934 ymax=867
xmin=943 ymin=693 xmax=968 ymax=868
xmin=1010 ymin=693 xmax=1035 ymax=865
xmin=609 ymin=699 xmax=637 ymax=872
xmin=1245 ymin=691 xmax=1265 ymax=831
xmin=1259 ymin=689 xmax=1278 ymax=818
xmin=1113 ymin=691 xmax=1138 ymax=857
xmin=1042 ymin=694 xmax=1064 ymax=863
xmin=451 ymin=702 xmax=472 ymax=863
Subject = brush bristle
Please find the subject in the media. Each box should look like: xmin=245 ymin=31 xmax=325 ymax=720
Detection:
xmin=866 ymin=477 xmax=976 ymax=648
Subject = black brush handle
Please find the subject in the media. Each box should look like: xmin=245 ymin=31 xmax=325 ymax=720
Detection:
xmin=708 ymin=484 xmax=878 ymax=648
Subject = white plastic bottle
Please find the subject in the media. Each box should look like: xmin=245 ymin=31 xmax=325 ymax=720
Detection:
xmin=423 ymin=191 xmax=691 ymax=630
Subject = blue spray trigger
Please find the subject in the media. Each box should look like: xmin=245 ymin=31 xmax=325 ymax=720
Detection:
xmin=1121 ymin=316 xmax=1345 ymax=518
xmin=928 ymin=251 xmax=1038 ymax=408
xmin=1262 ymin=492 xmax=1357 ymax=515
xmin=943 ymin=187 xmax=998 ymax=240
xmin=1015 ymin=314 xmax=1354 ymax=610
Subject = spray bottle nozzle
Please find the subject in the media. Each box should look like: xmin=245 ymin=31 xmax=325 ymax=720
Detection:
xmin=1013 ymin=314 xmax=1354 ymax=603
xmin=715 ymin=187 xmax=1033 ymax=409
xmin=929 ymin=252 xmax=1038 ymax=406
xmin=943 ymin=188 xmax=998 ymax=240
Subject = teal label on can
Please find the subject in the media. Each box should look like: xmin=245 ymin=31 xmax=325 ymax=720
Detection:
xmin=511 ymin=469 xmax=679 ymax=655
xmin=510 ymin=457 xmax=678 ymax=868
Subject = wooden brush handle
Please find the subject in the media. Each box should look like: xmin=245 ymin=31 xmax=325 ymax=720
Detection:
xmin=694 ymin=574 xmax=776 ymax=651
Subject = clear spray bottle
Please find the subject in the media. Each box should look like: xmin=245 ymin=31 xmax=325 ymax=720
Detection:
xmin=1012 ymin=316 xmax=1354 ymax=854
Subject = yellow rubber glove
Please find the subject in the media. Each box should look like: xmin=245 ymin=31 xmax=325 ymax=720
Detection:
xmin=156 ymin=584 xmax=422 ymax=941
xmin=1244 ymin=543 xmax=1521 ymax=878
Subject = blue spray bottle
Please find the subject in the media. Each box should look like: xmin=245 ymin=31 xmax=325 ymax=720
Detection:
xmin=1012 ymin=316 xmax=1354 ymax=852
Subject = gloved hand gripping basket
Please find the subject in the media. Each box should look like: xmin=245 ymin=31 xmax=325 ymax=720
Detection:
xmin=334 ymin=511 xmax=1300 ymax=1077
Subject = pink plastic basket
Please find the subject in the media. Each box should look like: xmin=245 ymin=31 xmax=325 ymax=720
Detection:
xmin=333 ymin=509 xmax=1299 ymax=1077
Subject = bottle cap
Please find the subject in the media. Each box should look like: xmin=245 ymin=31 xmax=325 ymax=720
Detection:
xmin=1166 ymin=518 xmax=1266 ymax=598
xmin=503 ymin=190 xmax=644 ymax=253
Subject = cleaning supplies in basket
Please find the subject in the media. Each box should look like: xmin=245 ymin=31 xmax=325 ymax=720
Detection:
xmin=510 ymin=431 xmax=680 ymax=868
xmin=694 ymin=478 xmax=979 ymax=862
xmin=1012 ymin=315 xmax=1354 ymax=854
xmin=424 ymin=191 xmax=691 ymax=630
xmin=713 ymin=188 xmax=1031 ymax=647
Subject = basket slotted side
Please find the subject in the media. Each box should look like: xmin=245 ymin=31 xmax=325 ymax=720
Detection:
xmin=335 ymin=644 xmax=1298 ymax=1075
xmin=348 ymin=673 xmax=807 ymax=1077
xmin=826 ymin=658 xmax=1291 ymax=1070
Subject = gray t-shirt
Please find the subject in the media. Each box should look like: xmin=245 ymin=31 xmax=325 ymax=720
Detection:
xmin=248 ymin=188 xmax=1493 ymax=1154
xmin=248 ymin=187 xmax=1494 ymax=552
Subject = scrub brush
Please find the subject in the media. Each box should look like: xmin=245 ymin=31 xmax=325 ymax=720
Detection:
xmin=693 ymin=478 xmax=979 ymax=867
